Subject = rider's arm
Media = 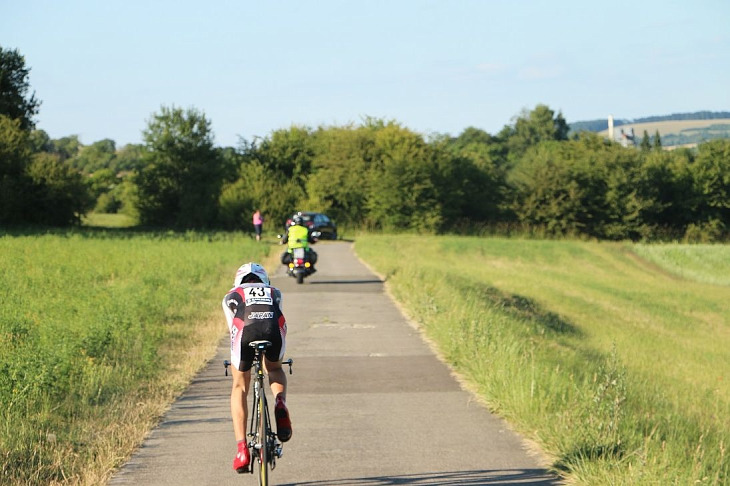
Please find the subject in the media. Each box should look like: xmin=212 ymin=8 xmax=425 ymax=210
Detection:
xmin=222 ymin=290 xmax=243 ymax=330
xmin=273 ymin=288 xmax=283 ymax=310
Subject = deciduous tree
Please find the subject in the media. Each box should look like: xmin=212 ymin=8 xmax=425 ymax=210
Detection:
xmin=0 ymin=46 xmax=40 ymax=130
xmin=304 ymin=126 xmax=374 ymax=227
xmin=0 ymin=115 xmax=33 ymax=223
xmin=134 ymin=106 xmax=224 ymax=228
xmin=26 ymin=152 xmax=94 ymax=225
xmin=70 ymin=138 xmax=116 ymax=173
xmin=691 ymin=139 xmax=730 ymax=228
xmin=505 ymin=104 xmax=569 ymax=159
xmin=366 ymin=123 xmax=443 ymax=231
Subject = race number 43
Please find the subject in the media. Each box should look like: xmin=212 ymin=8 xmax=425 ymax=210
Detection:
xmin=245 ymin=286 xmax=273 ymax=306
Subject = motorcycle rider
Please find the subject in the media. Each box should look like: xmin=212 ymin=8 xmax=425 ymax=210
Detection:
xmin=280 ymin=212 xmax=318 ymax=271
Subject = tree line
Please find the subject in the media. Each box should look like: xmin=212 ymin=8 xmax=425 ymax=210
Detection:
xmin=2 ymin=45 xmax=729 ymax=241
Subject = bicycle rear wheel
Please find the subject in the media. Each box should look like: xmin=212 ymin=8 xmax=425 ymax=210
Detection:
xmin=257 ymin=391 xmax=269 ymax=486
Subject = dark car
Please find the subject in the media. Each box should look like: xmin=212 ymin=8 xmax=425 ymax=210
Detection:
xmin=285 ymin=211 xmax=338 ymax=240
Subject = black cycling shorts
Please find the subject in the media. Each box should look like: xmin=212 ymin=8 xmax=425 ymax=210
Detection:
xmin=238 ymin=321 xmax=284 ymax=372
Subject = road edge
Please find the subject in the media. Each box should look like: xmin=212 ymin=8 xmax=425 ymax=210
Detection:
xmin=350 ymin=240 xmax=561 ymax=475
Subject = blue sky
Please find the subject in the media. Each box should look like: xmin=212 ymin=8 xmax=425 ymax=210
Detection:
xmin=3 ymin=0 xmax=729 ymax=147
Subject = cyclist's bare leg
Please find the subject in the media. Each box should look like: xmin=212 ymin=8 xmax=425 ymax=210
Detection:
xmin=230 ymin=367 xmax=252 ymax=441
xmin=264 ymin=358 xmax=286 ymax=400
xmin=265 ymin=358 xmax=292 ymax=441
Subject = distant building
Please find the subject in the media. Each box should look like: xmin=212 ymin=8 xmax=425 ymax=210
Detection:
xmin=619 ymin=127 xmax=636 ymax=147
xmin=607 ymin=115 xmax=636 ymax=147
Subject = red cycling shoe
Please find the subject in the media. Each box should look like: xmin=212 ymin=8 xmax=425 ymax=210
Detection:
xmin=233 ymin=441 xmax=250 ymax=473
xmin=275 ymin=396 xmax=292 ymax=442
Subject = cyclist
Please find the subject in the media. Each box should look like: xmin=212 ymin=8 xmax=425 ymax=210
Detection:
xmin=280 ymin=212 xmax=318 ymax=270
xmin=222 ymin=262 xmax=292 ymax=473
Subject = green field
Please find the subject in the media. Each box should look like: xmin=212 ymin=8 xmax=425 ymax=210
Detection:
xmin=2 ymin=231 xmax=728 ymax=485
xmin=80 ymin=212 xmax=137 ymax=228
xmin=0 ymin=229 xmax=272 ymax=485
xmin=355 ymin=235 xmax=729 ymax=485
xmin=633 ymin=243 xmax=730 ymax=286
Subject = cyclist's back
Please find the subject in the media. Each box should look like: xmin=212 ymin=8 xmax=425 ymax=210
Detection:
xmin=223 ymin=282 xmax=285 ymax=371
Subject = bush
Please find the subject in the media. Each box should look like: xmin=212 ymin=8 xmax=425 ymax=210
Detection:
xmin=683 ymin=219 xmax=726 ymax=243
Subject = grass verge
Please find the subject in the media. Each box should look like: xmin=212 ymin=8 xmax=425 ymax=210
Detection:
xmin=354 ymin=235 xmax=729 ymax=485
xmin=0 ymin=229 xmax=277 ymax=485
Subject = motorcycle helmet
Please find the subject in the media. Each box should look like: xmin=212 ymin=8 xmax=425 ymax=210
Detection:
xmin=291 ymin=213 xmax=304 ymax=226
xmin=233 ymin=262 xmax=270 ymax=286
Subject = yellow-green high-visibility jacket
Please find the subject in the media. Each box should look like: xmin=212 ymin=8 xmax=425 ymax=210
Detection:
xmin=286 ymin=225 xmax=310 ymax=251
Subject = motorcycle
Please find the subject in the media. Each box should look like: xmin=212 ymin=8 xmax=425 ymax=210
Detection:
xmin=278 ymin=231 xmax=320 ymax=284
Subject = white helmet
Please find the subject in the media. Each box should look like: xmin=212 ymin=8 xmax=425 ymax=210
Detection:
xmin=233 ymin=262 xmax=270 ymax=287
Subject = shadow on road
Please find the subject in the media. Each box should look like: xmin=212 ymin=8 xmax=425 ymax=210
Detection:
xmin=279 ymin=468 xmax=562 ymax=485
xmin=309 ymin=279 xmax=383 ymax=285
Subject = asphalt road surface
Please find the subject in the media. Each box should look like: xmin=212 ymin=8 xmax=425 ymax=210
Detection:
xmin=110 ymin=241 xmax=562 ymax=486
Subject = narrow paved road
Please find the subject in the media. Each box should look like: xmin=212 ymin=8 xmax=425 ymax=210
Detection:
xmin=110 ymin=241 xmax=561 ymax=485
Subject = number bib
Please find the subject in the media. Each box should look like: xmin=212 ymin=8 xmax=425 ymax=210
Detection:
xmin=244 ymin=286 xmax=274 ymax=306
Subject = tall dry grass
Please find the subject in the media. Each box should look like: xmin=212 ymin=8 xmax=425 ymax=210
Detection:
xmin=355 ymin=235 xmax=729 ymax=484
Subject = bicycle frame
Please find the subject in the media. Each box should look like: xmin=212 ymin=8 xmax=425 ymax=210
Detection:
xmin=224 ymin=340 xmax=293 ymax=486
xmin=250 ymin=341 xmax=275 ymax=484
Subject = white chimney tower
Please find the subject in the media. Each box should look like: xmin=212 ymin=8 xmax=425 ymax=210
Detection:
xmin=608 ymin=114 xmax=614 ymax=141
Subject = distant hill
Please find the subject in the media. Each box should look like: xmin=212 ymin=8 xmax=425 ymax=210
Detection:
xmin=569 ymin=111 xmax=730 ymax=147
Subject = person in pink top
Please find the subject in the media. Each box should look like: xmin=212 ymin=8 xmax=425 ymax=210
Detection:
xmin=252 ymin=209 xmax=264 ymax=241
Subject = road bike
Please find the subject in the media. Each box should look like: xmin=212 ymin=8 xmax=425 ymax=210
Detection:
xmin=225 ymin=341 xmax=293 ymax=486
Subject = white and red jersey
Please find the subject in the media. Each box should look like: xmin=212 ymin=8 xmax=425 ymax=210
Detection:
xmin=222 ymin=283 xmax=287 ymax=370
